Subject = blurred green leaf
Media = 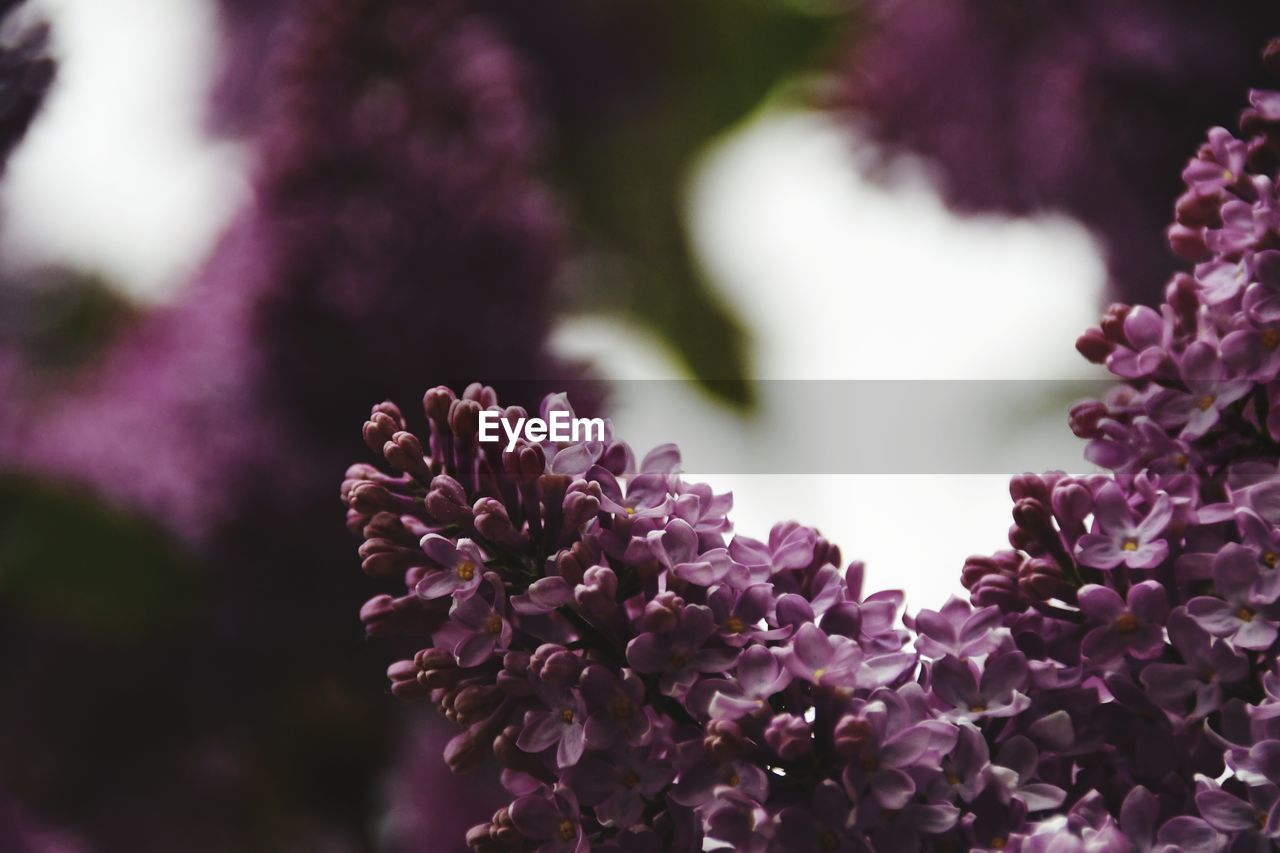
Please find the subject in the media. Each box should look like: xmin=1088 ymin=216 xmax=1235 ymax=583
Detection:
xmin=0 ymin=475 xmax=198 ymax=636
xmin=520 ymin=0 xmax=845 ymax=408
xmin=0 ymin=267 xmax=138 ymax=374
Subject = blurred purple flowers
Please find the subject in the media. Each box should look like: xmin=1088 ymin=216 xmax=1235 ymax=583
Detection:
xmin=0 ymin=0 xmax=581 ymax=848
xmin=839 ymin=0 xmax=1280 ymax=304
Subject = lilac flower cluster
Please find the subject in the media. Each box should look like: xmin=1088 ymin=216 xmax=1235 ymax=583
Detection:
xmin=953 ymin=79 xmax=1280 ymax=847
xmin=345 ymin=69 xmax=1280 ymax=853
xmin=345 ymin=384 xmax=1155 ymax=850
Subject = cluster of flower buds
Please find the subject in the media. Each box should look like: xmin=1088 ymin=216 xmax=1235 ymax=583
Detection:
xmin=345 ymin=382 xmax=1186 ymax=851
xmin=953 ymin=76 xmax=1280 ymax=850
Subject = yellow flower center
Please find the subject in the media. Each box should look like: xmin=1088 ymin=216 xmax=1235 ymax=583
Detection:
xmin=1238 ymin=607 xmax=1255 ymax=622
xmin=969 ymin=704 xmax=987 ymax=713
xmin=1266 ymin=551 xmax=1279 ymax=568
xmin=991 ymin=839 xmax=1007 ymax=850
xmin=1223 ymin=169 xmax=1235 ymax=182
xmin=725 ymin=617 xmax=745 ymax=634
xmin=559 ymin=820 xmax=575 ymax=841
xmin=1114 ymin=613 xmax=1141 ymax=633
xmin=1198 ymin=394 xmax=1215 ymax=412
xmin=611 ymin=696 xmax=634 ymax=721
xmin=1264 ymin=329 xmax=1280 ymax=350
xmin=485 ymin=614 xmax=503 ymax=635
xmin=812 ymin=667 xmax=826 ymax=681
xmin=457 ymin=561 xmax=475 ymax=581
xmin=560 ymin=708 xmax=575 ymax=724
xmin=624 ymin=506 xmax=636 ymax=516
xmin=727 ymin=773 xmax=740 ymax=787
xmin=622 ymin=771 xmax=640 ymax=789
xmin=1121 ymin=538 xmax=1139 ymax=552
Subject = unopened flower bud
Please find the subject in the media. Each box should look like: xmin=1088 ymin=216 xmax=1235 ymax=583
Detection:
xmin=348 ymin=481 xmax=400 ymax=515
xmin=361 ymin=593 xmax=448 ymax=637
xmin=557 ymin=538 xmax=602 ymax=587
xmin=359 ymin=537 xmax=427 ymax=577
xmin=449 ymin=398 xmax=483 ymax=441
xmin=466 ymin=807 xmax=520 ymax=853
xmin=574 ymin=566 xmax=618 ymax=617
xmin=1051 ymin=481 xmax=1092 ymax=529
xmin=1018 ymin=557 xmax=1074 ymax=602
xmin=1261 ymin=36 xmax=1280 ymax=77
xmin=561 ymin=487 xmax=601 ymax=536
xmin=387 ymin=658 xmax=431 ymax=699
xmin=833 ymin=715 xmax=873 ymax=757
xmin=1175 ymin=189 xmax=1222 ymax=229
xmin=1098 ymin=304 xmax=1130 ymax=344
xmin=474 ymin=497 xmax=521 ymax=548
xmin=1067 ymin=399 xmax=1108 ymax=439
xmin=1012 ymin=497 xmax=1054 ymax=536
xmin=456 ymin=382 xmax=493 ymax=405
xmin=1167 ymin=273 xmax=1199 ymax=328
xmin=363 ymin=404 xmax=405 ymax=454
xmin=362 ymin=511 xmax=420 ymax=545
xmin=1074 ymin=328 xmax=1113 ymax=364
xmin=451 ymin=684 xmax=505 ymax=726
xmin=1167 ymin=222 xmax=1208 ymax=260
xmin=423 ymin=385 xmax=456 ymax=425
xmin=503 ymin=442 xmax=545 ymax=485
xmin=765 ymin=714 xmax=812 ymax=761
xmin=642 ymin=591 xmax=685 ymax=633
xmin=705 ymin=719 xmax=748 ymax=761
xmin=415 ymin=647 xmax=462 ymax=690
xmin=530 ymin=644 xmax=581 ymax=686
xmin=444 ymin=725 xmax=491 ymax=774
xmin=427 ymin=475 xmax=473 ymax=526
xmin=496 ymin=651 xmax=532 ymax=695
xmin=383 ymin=430 xmax=432 ymax=482
xmin=969 ymin=572 xmax=1023 ymax=612
xmin=1009 ymin=473 xmax=1051 ymax=505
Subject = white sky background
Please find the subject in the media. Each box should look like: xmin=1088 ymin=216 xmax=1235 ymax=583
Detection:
xmin=554 ymin=113 xmax=1108 ymax=609
xmin=0 ymin=0 xmax=246 ymax=301
xmin=0 ymin=2 xmax=1110 ymax=613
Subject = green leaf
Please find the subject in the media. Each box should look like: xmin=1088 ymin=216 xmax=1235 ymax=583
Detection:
xmin=526 ymin=0 xmax=845 ymax=408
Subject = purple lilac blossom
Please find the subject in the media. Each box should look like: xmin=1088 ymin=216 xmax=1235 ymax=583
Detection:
xmin=960 ymin=54 xmax=1280 ymax=852
xmin=838 ymin=0 xmax=1280 ymax=304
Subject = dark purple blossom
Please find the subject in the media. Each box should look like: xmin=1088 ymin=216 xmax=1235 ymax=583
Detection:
xmin=415 ymin=535 xmax=488 ymax=600
xmin=931 ymin=652 xmax=1031 ymax=723
xmin=1074 ymin=484 xmax=1172 ymax=570
xmin=837 ymin=0 xmax=1280 ymax=304
xmin=1077 ymin=581 xmax=1169 ymax=663
xmin=1187 ymin=544 xmax=1280 ymax=650
xmin=518 ymin=685 xmax=588 ymax=768
xmin=509 ymin=786 xmax=589 ymax=853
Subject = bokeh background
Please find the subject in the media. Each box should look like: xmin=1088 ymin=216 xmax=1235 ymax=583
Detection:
xmin=0 ymin=0 xmax=1276 ymax=849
